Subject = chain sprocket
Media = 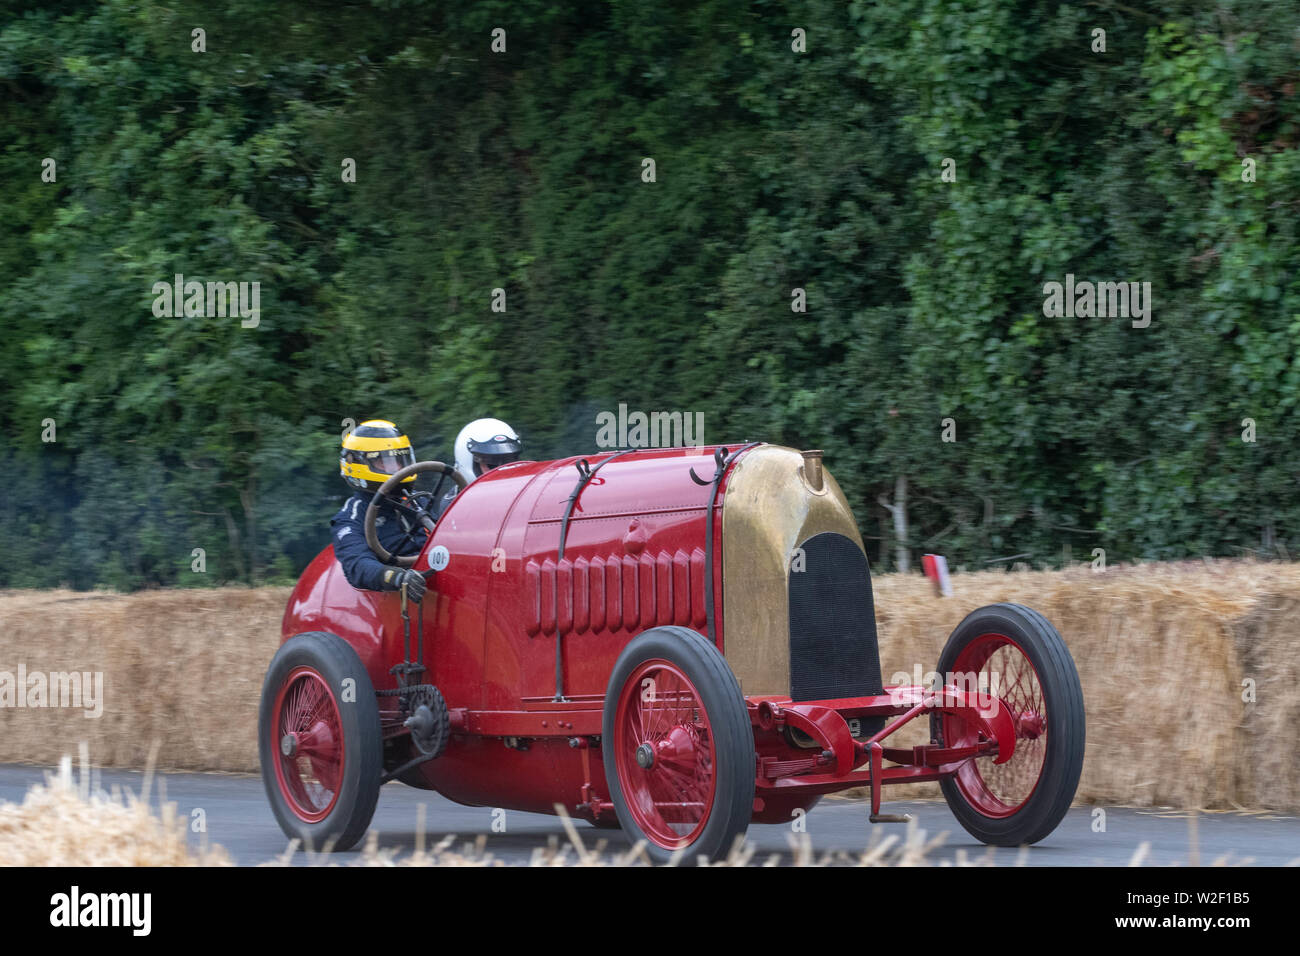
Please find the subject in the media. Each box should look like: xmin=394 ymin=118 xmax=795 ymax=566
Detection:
xmin=403 ymin=684 xmax=449 ymax=759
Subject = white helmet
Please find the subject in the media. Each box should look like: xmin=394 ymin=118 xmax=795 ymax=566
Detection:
xmin=453 ymin=418 xmax=522 ymax=484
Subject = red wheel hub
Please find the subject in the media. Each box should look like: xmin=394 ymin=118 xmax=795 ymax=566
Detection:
xmin=1017 ymin=709 xmax=1045 ymax=739
xmin=613 ymin=659 xmax=716 ymax=850
xmin=271 ymin=666 xmax=345 ymax=823
xmin=942 ymin=634 xmax=1048 ymax=817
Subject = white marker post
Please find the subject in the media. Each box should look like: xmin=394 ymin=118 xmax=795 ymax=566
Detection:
xmin=922 ymin=553 xmax=952 ymax=597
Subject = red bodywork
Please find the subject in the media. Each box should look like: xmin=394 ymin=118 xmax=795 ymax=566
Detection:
xmin=281 ymin=444 xmax=1014 ymax=823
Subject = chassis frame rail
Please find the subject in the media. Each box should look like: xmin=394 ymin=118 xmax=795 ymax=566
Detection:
xmin=749 ymin=685 xmax=1018 ymax=816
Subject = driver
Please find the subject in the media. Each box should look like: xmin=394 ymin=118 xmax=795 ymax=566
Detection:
xmin=331 ymin=419 xmax=428 ymax=603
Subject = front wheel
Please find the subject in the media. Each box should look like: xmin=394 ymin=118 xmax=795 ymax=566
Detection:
xmin=931 ymin=604 xmax=1085 ymax=846
xmin=602 ymin=626 xmax=754 ymax=864
xmin=258 ymin=632 xmax=382 ymax=851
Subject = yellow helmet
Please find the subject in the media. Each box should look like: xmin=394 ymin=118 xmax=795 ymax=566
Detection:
xmin=340 ymin=420 xmax=416 ymax=491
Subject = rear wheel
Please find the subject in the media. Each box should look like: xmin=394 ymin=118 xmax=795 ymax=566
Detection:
xmin=932 ymin=604 xmax=1084 ymax=846
xmin=602 ymin=627 xmax=754 ymax=863
xmin=258 ymin=632 xmax=382 ymax=851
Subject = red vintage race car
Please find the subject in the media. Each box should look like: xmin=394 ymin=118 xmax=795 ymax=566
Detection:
xmin=259 ymin=443 xmax=1085 ymax=862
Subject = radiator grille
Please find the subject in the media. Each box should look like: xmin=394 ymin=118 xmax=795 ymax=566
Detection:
xmin=788 ymin=531 xmax=883 ymax=702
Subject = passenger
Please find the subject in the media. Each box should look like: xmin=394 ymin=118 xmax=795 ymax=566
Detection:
xmin=440 ymin=418 xmax=523 ymax=510
xmin=331 ymin=419 xmax=428 ymax=602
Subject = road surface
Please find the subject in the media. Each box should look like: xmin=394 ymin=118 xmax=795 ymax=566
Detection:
xmin=2 ymin=764 xmax=1296 ymax=866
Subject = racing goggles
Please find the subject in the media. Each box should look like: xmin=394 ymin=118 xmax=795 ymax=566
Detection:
xmin=468 ymin=435 xmax=522 ymax=476
xmin=366 ymin=446 xmax=415 ymax=475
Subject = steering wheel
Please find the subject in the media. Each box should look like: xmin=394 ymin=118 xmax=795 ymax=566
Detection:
xmin=364 ymin=460 xmax=468 ymax=567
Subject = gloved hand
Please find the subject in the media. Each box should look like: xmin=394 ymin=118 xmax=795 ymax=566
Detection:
xmin=382 ymin=567 xmax=427 ymax=603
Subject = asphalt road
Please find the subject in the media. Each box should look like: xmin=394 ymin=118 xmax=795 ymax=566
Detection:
xmin=3 ymin=764 xmax=1297 ymax=866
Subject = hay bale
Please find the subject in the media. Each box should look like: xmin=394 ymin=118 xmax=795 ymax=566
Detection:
xmin=871 ymin=560 xmax=1300 ymax=809
xmin=1231 ymin=593 xmax=1300 ymax=809
xmin=0 ymin=587 xmax=287 ymax=772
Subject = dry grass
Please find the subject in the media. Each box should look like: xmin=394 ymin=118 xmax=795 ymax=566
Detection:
xmin=0 ymin=558 xmax=1297 ymax=809
xmin=264 ymin=805 xmax=981 ymax=867
xmin=0 ymin=751 xmax=230 ymax=866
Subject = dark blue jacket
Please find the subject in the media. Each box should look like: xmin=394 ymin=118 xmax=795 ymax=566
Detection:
xmin=330 ymin=491 xmax=429 ymax=591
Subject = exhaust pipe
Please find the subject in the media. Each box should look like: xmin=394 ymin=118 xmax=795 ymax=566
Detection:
xmin=801 ymin=449 xmax=824 ymax=492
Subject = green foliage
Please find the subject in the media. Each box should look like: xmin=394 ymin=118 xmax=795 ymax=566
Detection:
xmin=1 ymin=0 xmax=1297 ymax=588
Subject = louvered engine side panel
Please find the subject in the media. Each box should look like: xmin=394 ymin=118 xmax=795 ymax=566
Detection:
xmin=526 ymin=544 xmax=711 ymax=636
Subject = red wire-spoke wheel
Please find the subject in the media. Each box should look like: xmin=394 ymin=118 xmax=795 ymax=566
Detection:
xmin=614 ymin=660 xmax=716 ymax=846
xmin=258 ymin=632 xmax=382 ymax=851
xmin=943 ymin=635 xmax=1047 ymax=817
xmin=273 ymin=667 xmax=343 ymax=822
xmin=603 ymin=627 xmax=754 ymax=864
xmin=931 ymin=604 xmax=1085 ymax=847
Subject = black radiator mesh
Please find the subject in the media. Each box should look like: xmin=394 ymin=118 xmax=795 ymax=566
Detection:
xmin=788 ymin=531 xmax=884 ymax=702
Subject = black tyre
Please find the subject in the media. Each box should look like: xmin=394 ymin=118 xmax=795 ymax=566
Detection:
xmin=931 ymin=603 xmax=1085 ymax=846
xmin=601 ymin=626 xmax=754 ymax=863
xmin=258 ymin=631 xmax=382 ymax=851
